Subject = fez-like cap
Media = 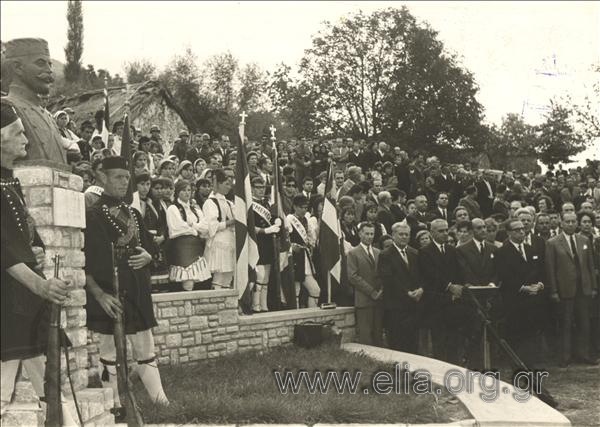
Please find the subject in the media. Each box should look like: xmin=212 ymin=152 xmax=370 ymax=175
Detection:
xmin=5 ymin=38 xmax=50 ymax=59
xmin=1 ymin=100 xmax=19 ymax=129
xmin=102 ymin=156 xmax=128 ymax=170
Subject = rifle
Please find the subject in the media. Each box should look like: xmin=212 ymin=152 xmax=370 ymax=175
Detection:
xmin=111 ymin=244 xmax=144 ymax=426
xmin=463 ymin=286 xmax=558 ymax=408
xmin=44 ymin=255 xmax=62 ymax=427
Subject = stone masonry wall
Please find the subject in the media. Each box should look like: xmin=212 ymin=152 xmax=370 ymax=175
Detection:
xmin=88 ymin=289 xmax=355 ymax=369
xmin=3 ymin=165 xmax=114 ymax=427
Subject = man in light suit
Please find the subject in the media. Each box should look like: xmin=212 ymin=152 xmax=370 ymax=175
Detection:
xmin=347 ymin=222 xmax=383 ymax=346
xmin=546 ymin=212 xmax=598 ymax=366
xmin=378 ymin=222 xmax=424 ymax=353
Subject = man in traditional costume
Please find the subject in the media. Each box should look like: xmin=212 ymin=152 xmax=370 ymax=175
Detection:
xmin=84 ymin=156 xmax=169 ymax=418
xmin=250 ymin=176 xmax=281 ymax=312
xmin=0 ymin=101 xmax=77 ymax=424
xmin=286 ymin=195 xmax=321 ymax=308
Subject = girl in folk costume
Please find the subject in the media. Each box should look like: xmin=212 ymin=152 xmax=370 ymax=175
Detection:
xmin=166 ymin=180 xmax=211 ymax=291
xmin=175 ymin=160 xmax=195 ymax=184
xmin=147 ymin=177 xmax=172 ymax=286
xmin=203 ymin=169 xmax=236 ymax=289
xmin=286 ymin=195 xmax=321 ymax=308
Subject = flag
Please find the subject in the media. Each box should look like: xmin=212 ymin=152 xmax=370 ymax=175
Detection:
xmin=270 ymin=139 xmax=295 ymax=307
xmin=233 ymin=122 xmax=259 ymax=311
xmin=92 ymin=86 xmax=110 ymax=144
xmin=318 ymin=160 xmax=342 ymax=302
xmin=270 ymin=140 xmax=290 ymax=271
xmin=121 ymin=113 xmax=136 ymax=204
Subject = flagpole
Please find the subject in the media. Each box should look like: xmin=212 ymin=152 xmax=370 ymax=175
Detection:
xmin=269 ymin=126 xmax=283 ymax=309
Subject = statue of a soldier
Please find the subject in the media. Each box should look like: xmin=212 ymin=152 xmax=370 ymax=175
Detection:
xmin=2 ymin=38 xmax=67 ymax=164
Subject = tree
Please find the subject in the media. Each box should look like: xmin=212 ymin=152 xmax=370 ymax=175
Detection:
xmin=485 ymin=114 xmax=538 ymax=170
xmin=268 ymin=63 xmax=326 ymax=137
xmin=536 ymin=100 xmax=587 ymax=166
xmin=203 ymin=52 xmax=238 ymax=113
xmin=64 ymin=0 xmax=83 ymax=82
xmin=563 ymin=63 xmax=600 ymax=141
xmin=238 ymin=63 xmax=269 ymax=112
xmin=285 ymin=7 xmax=483 ymax=153
xmin=124 ymin=59 xmax=157 ymax=84
xmin=160 ymin=48 xmax=205 ymax=132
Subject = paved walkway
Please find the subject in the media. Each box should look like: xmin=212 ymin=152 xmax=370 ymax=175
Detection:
xmin=342 ymin=343 xmax=571 ymax=427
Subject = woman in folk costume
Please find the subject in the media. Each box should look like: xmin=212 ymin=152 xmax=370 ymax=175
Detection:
xmin=286 ymin=194 xmax=321 ymax=308
xmin=53 ymin=110 xmax=80 ymax=153
xmin=166 ymin=180 xmax=211 ymax=291
xmin=175 ymin=160 xmax=195 ymax=184
xmin=147 ymin=177 xmax=172 ymax=286
xmin=202 ymin=169 xmax=236 ymax=289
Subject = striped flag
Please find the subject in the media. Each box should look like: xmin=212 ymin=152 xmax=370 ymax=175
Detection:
xmin=318 ymin=160 xmax=342 ymax=302
xmin=270 ymin=140 xmax=290 ymax=271
xmin=92 ymin=86 xmax=110 ymax=144
xmin=233 ymin=120 xmax=259 ymax=312
xmin=270 ymin=139 xmax=295 ymax=307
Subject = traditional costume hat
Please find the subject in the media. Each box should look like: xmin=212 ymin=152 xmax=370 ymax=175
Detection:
xmin=101 ymin=156 xmax=128 ymax=170
xmin=0 ymin=101 xmax=19 ymax=129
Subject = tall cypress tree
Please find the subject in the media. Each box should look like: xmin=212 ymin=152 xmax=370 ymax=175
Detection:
xmin=64 ymin=0 xmax=83 ymax=82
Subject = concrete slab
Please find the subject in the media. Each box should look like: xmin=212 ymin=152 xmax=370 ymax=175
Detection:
xmin=343 ymin=343 xmax=571 ymax=427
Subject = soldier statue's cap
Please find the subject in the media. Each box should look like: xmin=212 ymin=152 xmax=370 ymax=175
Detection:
xmin=5 ymin=38 xmax=50 ymax=59
xmin=101 ymin=156 xmax=128 ymax=170
xmin=0 ymin=100 xmax=19 ymax=129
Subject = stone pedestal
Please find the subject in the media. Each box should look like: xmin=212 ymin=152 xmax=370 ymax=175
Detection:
xmin=2 ymin=165 xmax=114 ymax=426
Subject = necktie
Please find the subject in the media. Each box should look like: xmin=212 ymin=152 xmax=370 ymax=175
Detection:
xmin=519 ymin=244 xmax=527 ymax=261
xmin=441 ymin=208 xmax=446 ymax=220
xmin=400 ymin=248 xmax=409 ymax=265
xmin=569 ymin=235 xmax=579 ymax=262
xmin=440 ymin=244 xmax=445 ymax=255
xmin=367 ymin=247 xmax=375 ymax=265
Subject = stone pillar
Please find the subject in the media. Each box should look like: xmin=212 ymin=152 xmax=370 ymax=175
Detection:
xmin=2 ymin=164 xmax=114 ymax=426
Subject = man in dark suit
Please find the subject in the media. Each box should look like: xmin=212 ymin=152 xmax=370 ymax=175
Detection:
xmin=378 ymin=222 xmax=424 ymax=352
xmin=347 ymin=222 xmax=384 ymax=346
xmin=429 ymin=192 xmax=450 ymax=223
xmin=546 ymin=212 xmax=598 ymax=366
xmin=336 ymin=166 xmax=362 ymax=200
xmin=419 ymin=219 xmax=467 ymax=364
xmin=516 ymin=208 xmax=545 ymax=252
xmin=456 ymin=218 xmax=498 ymax=369
xmin=495 ymin=219 xmax=546 ymax=368
xmin=476 ymin=171 xmax=496 ymax=217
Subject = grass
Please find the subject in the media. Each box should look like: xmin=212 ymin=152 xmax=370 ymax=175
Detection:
xmin=132 ymin=344 xmax=469 ymax=425
xmin=542 ymin=364 xmax=600 ymax=427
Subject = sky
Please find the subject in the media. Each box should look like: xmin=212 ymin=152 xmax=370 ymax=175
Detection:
xmin=1 ymin=1 xmax=599 ymax=125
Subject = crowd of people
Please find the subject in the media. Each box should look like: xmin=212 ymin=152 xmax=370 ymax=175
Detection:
xmin=59 ymin=109 xmax=600 ymax=370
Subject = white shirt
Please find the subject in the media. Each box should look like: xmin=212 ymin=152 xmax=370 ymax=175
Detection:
xmin=474 ymin=239 xmax=485 ymax=253
xmin=510 ymin=240 xmax=527 ymax=260
xmin=433 ymin=241 xmax=445 ymax=254
xmin=167 ymin=199 xmax=208 ymax=239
